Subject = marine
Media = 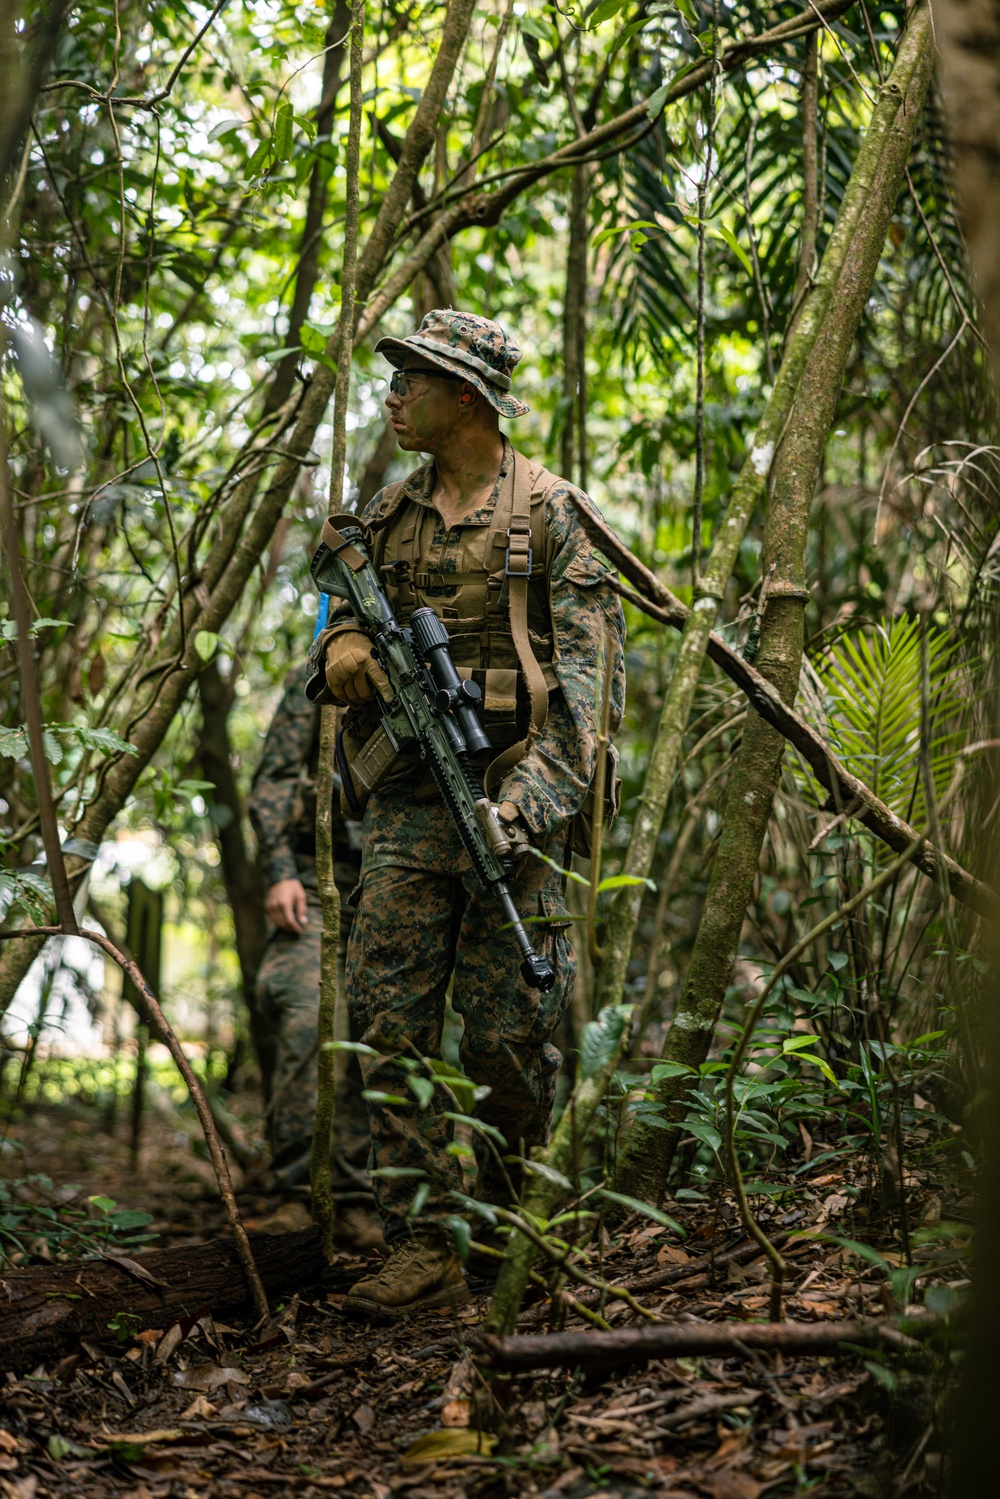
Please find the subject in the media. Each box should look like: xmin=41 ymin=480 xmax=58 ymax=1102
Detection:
xmin=308 ymin=310 xmax=625 ymax=1314
xmin=248 ymin=664 xmax=381 ymax=1249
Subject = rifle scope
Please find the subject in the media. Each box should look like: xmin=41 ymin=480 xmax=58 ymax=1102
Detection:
xmin=410 ymin=606 xmax=492 ymax=758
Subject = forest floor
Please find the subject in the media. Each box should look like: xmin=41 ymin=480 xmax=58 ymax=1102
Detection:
xmin=0 ymin=1091 xmax=967 ymax=1499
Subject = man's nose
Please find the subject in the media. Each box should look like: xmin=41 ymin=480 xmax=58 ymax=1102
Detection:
xmin=385 ymin=388 xmax=400 ymax=412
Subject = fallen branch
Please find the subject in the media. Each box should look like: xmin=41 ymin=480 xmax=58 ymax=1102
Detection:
xmin=0 ymin=926 xmax=268 ymax=1321
xmin=0 ymin=1227 xmax=351 ymax=1374
xmin=477 ymin=1317 xmax=932 ymax=1375
xmin=573 ymin=499 xmax=994 ymax=918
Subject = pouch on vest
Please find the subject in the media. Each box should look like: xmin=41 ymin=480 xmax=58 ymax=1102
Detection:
xmin=568 ymin=744 xmax=622 ymax=859
xmin=335 ymin=709 xmax=402 ymax=817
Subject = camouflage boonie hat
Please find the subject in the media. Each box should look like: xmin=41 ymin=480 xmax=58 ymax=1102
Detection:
xmin=375 ymin=309 xmax=530 ymax=418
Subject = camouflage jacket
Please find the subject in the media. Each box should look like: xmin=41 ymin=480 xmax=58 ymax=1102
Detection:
xmin=249 ymin=665 xmax=361 ymax=890
xmin=313 ymin=442 xmax=626 ymax=841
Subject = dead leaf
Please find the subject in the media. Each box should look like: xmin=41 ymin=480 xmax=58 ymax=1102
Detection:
xmin=441 ymin=1399 xmax=471 ymax=1428
xmin=656 ymin=1243 xmax=690 ymax=1267
xmin=179 ymin=1395 xmax=217 ymax=1420
xmin=98 ymin=1252 xmax=169 ymax=1289
xmin=0 ymin=1434 xmax=19 ymax=1455
xmin=173 ymin=1363 xmax=249 ymax=1394
xmin=352 ymin=1404 xmax=375 ymax=1435
xmin=710 ymin=1473 xmax=761 ymax=1499
xmin=400 ymin=1429 xmax=497 ymax=1465
xmin=1 ymin=1477 xmax=37 ymax=1499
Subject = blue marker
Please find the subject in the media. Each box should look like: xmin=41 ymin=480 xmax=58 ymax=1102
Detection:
xmin=313 ymin=592 xmax=331 ymax=641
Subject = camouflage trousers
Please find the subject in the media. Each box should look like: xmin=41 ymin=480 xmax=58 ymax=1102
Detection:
xmin=349 ymin=785 xmax=576 ymax=1243
xmin=257 ymin=880 xmax=369 ymax=1191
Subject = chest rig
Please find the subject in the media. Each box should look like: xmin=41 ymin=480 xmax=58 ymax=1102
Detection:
xmin=367 ymin=449 xmax=561 ymax=793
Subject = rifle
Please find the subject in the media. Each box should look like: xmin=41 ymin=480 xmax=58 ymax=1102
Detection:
xmin=310 ymin=513 xmax=556 ymax=993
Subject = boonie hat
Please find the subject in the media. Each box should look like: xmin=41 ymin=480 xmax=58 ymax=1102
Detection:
xmin=375 ymin=309 xmax=529 ymax=418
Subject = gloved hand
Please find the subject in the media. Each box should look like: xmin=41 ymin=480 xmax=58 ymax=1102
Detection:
xmin=324 ymin=629 xmax=389 ymax=707
xmin=497 ymin=800 xmax=533 ymax=868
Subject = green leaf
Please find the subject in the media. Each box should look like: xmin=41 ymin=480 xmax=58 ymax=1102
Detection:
xmin=0 ymin=726 xmax=27 ymax=758
xmin=827 ymin=1235 xmax=891 ymax=1273
xmin=443 ymin=1111 xmax=507 ymax=1145
xmin=782 ymin=1034 xmax=822 ymax=1053
xmin=522 ymin=1160 xmax=573 ymax=1191
xmin=789 ymin=1052 xmax=841 ymax=1088
xmin=682 ymin=1119 xmax=722 ymax=1152
xmin=597 ymin=873 xmax=656 ymax=893
xmin=194 ymin=630 xmax=219 ymax=662
xmin=273 ymin=101 xmax=294 ymax=162
xmin=244 ymin=138 xmax=272 ymax=179
xmin=407 ymin=1181 xmax=431 ymax=1217
xmin=208 ymin=117 xmax=245 ymax=142
xmin=579 ymin=1004 xmax=633 ymax=1080
xmin=590 ymin=0 xmax=628 ymax=26
xmin=519 ymin=14 xmax=557 ymax=45
xmin=709 ymin=223 xmax=754 ymax=277
xmin=446 ymin=1215 xmax=471 ymax=1264
xmin=369 ymin=1166 xmax=426 ymax=1180
xmin=89 ymin=1195 xmax=116 ymax=1214
xmin=408 ymin=1075 xmax=435 ymax=1108
xmin=651 ymin=1061 xmax=695 ymax=1083
xmin=362 ymin=1091 xmax=410 ymax=1107
xmin=595 ymin=1189 xmax=686 ymax=1236
xmin=593 ymin=220 xmax=660 ymax=251
xmin=73 ymin=725 xmax=138 ymax=758
xmin=645 ymin=83 xmax=670 ymax=119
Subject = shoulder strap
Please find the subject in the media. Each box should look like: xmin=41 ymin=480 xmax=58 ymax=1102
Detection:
xmin=484 ymin=450 xmax=558 ymax=799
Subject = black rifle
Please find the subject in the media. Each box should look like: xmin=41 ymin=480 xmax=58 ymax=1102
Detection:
xmin=311 ymin=514 xmax=555 ymax=993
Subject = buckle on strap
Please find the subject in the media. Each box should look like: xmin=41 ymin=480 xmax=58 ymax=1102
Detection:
xmin=505 ymin=525 xmax=532 ymax=578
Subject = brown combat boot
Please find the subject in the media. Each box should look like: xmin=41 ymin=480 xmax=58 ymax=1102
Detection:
xmin=344 ymin=1236 xmax=470 ymax=1319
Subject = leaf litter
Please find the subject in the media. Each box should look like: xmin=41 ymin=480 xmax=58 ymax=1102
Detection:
xmin=0 ymin=1100 xmax=964 ymax=1497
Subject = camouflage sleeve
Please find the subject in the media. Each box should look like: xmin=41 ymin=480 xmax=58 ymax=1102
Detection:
xmin=498 ymin=482 xmax=626 ymax=841
xmin=249 ymin=668 xmax=317 ymax=887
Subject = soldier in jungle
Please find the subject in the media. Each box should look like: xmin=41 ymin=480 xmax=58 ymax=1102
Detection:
xmin=307 ymin=310 xmax=625 ymax=1318
xmin=248 ymin=664 xmax=383 ymax=1251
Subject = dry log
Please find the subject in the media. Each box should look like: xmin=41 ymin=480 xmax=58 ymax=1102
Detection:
xmin=478 ymin=1317 xmax=930 ymax=1374
xmin=0 ymin=1228 xmax=353 ymax=1373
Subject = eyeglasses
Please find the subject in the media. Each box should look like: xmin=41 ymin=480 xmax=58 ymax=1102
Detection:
xmin=389 ymin=367 xmax=469 ymax=397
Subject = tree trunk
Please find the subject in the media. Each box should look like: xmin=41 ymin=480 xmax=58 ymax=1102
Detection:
xmin=928 ymin=7 xmax=1000 ymax=1493
xmin=592 ymin=3 xmax=934 ymax=1032
xmin=561 ymin=162 xmax=589 ymax=488
xmin=196 ymin=661 xmax=271 ymax=1088
xmin=612 ymin=3 xmax=935 ymax=1206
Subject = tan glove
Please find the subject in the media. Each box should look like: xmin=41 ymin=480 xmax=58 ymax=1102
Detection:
xmin=324 ymin=629 xmax=389 ymax=707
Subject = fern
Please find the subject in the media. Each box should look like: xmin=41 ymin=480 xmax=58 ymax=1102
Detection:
xmin=816 ymin=616 xmax=967 ymax=832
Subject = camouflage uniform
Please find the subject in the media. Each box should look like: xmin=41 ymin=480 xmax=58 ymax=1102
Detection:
xmin=312 ymin=312 xmax=626 ymax=1246
xmin=248 ymin=665 xmax=367 ymax=1189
